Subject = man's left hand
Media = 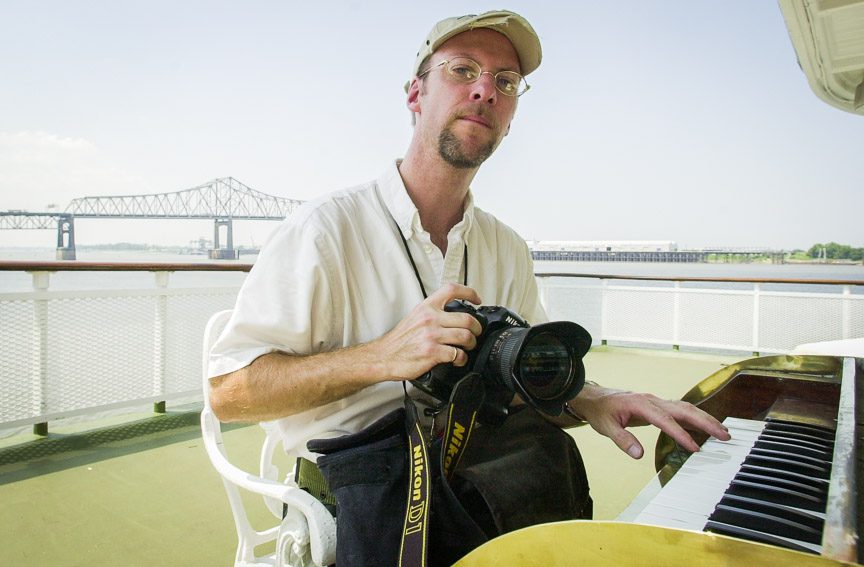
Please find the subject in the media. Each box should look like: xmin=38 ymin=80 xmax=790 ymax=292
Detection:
xmin=567 ymin=383 xmax=731 ymax=459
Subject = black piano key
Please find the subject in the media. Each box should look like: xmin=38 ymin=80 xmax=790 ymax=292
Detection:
xmin=764 ymin=417 xmax=836 ymax=438
xmin=734 ymin=471 xmax=826 ymax=498
xmin=743 ymin=454 xmax=831 ymax=480
xmin=739 ymin=464 xmax=829 ymax=488
xmin=705 ymin=520 xmax=820 ymax=554
xmin=690 ymin=417 xmax=838 ymax=556
xmin=708 ymin=504 xmax=823 ymax=544
xmin=764 ymin=419 xmax=834 ymax=436
xmin=763 ymin=426 xmax=834 ymax=448
xmin=760 ymin=432 xmax=834 ymax=453
xmin=753 ymin=439 xmax=833 ymax=461
xmin=726 ymin=479 xmax=826 ymax=512
xmin=749 ymin=447 xmax=833 ymax=468
xmin=718 ymin=494 xmax=825 ymax=533
xmin=760 ymin=431 xmax=835 ymax=453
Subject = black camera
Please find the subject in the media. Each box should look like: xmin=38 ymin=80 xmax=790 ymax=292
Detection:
xmin=413 ymin=300 xmax=592 ymax=422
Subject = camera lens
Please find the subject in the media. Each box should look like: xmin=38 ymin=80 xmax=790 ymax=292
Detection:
xmin=428 ymin=302 xmax=591 ymax=419
xmin=516 ymin=331 xmax=573 ymax=400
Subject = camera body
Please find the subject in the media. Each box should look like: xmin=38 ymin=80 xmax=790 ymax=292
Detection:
xmin=413 ymin=300 xmax=592 ymax=423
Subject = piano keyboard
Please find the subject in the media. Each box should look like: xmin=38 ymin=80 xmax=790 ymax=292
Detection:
xmin=631 ymin=416 xmax=836 ymax=554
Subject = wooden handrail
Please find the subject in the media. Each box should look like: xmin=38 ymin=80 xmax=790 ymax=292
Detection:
xmin=0 ymin=260 xmax=253 ymax=272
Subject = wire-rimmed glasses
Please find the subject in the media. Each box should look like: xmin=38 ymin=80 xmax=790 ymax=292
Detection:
xmin=418 ymin=57 xmax=530 ymax=97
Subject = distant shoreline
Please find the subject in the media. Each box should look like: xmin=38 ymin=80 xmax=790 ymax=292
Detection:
xmin=0 ymin=245 xmax=861 ymax=266
xmin=784 ymin=259 xmax=862 ymax=266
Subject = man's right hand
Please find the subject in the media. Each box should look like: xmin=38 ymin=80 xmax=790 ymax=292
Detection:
xmin=210 ymin=283 xmax=483 ymax=422
xmin=373 ymin=283 xmax=483 ymax=382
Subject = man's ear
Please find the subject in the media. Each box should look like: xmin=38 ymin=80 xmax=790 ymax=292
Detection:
xmin=406 ymin=78 xmax=422 ymax=113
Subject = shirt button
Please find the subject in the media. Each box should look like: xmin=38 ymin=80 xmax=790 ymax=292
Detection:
xmin=424 ymin=245 xmax=433 ymax=253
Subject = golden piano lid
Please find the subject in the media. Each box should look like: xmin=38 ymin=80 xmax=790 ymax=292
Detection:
xmin=453 ymin=521 xmax=859 ymax=566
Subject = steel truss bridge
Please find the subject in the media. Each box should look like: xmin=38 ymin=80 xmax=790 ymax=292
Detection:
xmin=0 ymin=178 xmax=304 ymax=259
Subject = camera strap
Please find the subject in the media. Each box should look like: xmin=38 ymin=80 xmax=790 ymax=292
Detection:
xmin=399 ymin=390 xmax=432 ymax=567
xmin=388 ymin=204 xmax=474 ymax=566
xmin=439 ymin=372 xmax=485 ymax=481
xmin=399 ymin=372 xmax=486 ymax=567
xmin=387 ymin=203 xmax=468 ymax=298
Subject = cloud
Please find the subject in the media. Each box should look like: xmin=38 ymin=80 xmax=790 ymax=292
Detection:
xmin=0 ymin=131 xmax=167 ymax=247
xmin=0 ymin=131 xmax=148 ymax=211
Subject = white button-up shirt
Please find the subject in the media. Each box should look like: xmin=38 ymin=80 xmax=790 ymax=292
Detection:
xmin=209 ymin=161 xmax=546 ymax=460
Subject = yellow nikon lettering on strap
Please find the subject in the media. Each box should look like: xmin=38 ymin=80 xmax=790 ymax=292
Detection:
xmin=412 ymin=443 xmax=424 ymax=501
xmin=399 ymin=395 xmax=431 ymax=567
xmin=443 ymin=421 xmax=465 ymax=476
xmin=402 ymin=424 xmax=429 ymax=543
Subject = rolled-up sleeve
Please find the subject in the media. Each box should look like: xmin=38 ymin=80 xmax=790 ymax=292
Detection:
xmin=207 ymin=213 xmax=340 ymax=378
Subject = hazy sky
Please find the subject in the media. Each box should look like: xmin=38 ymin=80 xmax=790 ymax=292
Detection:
xmin=0 ymin=1 xmax=860 ymax=251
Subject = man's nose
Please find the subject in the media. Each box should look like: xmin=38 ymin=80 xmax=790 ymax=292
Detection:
xmin=470 ymin=72 xmax=498 ymax=103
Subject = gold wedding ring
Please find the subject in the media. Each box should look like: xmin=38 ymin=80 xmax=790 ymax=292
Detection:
xmin=451 ymin=346 xmax=459 ymax=363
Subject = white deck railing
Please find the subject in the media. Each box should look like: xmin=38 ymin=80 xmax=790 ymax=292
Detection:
xmin=0 ymin=261 xmax=247 ymax=434
xmin=1 ymin=261 xmax=861 ymax=433
xmin=536 ymin=272 xmax=863 ymax=355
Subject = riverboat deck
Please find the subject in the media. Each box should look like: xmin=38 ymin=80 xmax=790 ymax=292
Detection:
xmin=0 ymin=346 xmax=743 ymax=566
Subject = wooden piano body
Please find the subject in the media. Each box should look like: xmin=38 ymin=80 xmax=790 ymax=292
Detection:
xmin=455 ymin=354 xmax=861 ymax=566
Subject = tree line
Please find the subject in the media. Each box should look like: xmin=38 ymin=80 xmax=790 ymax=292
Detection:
xmin=807 ymin=242 xmax=864 ymax=261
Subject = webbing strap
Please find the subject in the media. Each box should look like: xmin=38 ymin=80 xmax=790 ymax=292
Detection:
xmin=441 ymin=373 xmax=484 ymax=480
xmin=399 ymin=395 xmax=431 ymax=567
xmin=295 ymin=457 xmax=336 ymax=507
xmin=389 ymin=201 xmax=473 ymax=566
xmin=398 ymin=374 xmax=486 ymax=566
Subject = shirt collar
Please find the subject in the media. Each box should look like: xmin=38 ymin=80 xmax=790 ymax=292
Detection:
xmin=379 ymin=159 xmax=476 ymax=241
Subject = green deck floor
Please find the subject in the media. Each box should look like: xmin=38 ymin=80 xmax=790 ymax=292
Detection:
xmin=0 ymin=347 xmax=744 ymax=566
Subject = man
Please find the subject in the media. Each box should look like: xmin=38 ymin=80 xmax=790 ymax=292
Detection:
xmin=209 ymin=9 xmax=729 ymax=563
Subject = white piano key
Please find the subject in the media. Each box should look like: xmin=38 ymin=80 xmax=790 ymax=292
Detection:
xmin=635 ymin=509 xmax=708 ymax=531
xmin=724 ymin=417 xmax=768 ymax=432
xmin=632 ymin=417 xmax=765 ymax=531
xmin=641 ymin=492 xmax=715 ymax=522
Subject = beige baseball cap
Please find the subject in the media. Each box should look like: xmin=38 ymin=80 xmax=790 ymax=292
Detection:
xmin=410 ymin=10 xmax=542 ymax=81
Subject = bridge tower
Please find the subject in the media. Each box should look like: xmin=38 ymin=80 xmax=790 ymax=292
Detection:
xmin=55 ymin=216 xmax=76 ymax=260
xmin=209 ymin=218 xmax=239 ymax=260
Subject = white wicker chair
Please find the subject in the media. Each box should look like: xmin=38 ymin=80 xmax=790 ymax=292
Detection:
xmin=200 ymin=310 xmax=337 ymax=567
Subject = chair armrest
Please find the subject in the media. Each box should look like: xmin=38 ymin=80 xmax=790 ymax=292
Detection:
xmin=201 ymin=408 xmax=337 ymax=566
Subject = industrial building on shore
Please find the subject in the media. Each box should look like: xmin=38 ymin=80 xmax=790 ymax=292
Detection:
xmin=528 ymin=240 xmax=703 ymax=262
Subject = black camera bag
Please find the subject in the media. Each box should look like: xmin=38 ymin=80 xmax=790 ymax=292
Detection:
xmin=309 ymin=390 xmax=592 ymax=566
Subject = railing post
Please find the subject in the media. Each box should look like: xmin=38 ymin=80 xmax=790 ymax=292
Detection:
xmin=600 ymin=278 xmax=608 ymax=346
xmin=751 ymin=283 xmax=761 ymax=356
xmin=537 ymin=276 xmax=549 ymax=314
xmin=30 ymin=271 xmax=50 ymax=435
xmin=672 ymin=281 xmax=681 ymax=351
xmin=841 ymin=285 xmax=851 ymax=339
xmin=153 ymin=271 xmax=169 ymax=413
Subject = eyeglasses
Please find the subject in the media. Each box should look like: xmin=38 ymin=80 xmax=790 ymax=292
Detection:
xmin=417 ymin=57 xmax=530 ymax=97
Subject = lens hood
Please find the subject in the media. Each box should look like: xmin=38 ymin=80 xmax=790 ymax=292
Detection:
xmin=495 ymin=321 xmax=592 ymax=416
